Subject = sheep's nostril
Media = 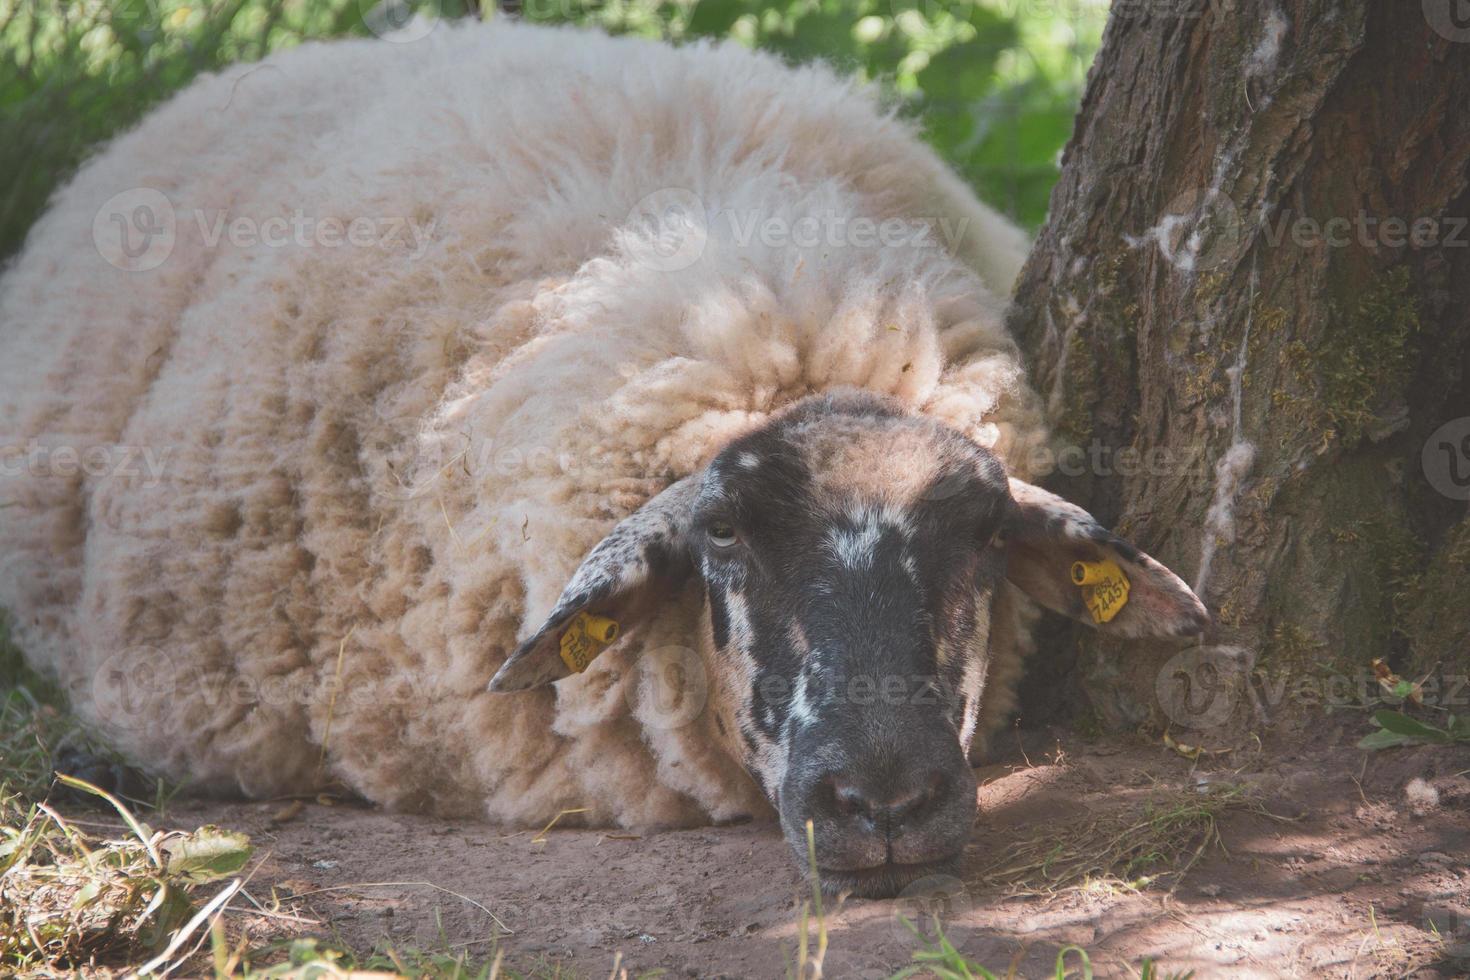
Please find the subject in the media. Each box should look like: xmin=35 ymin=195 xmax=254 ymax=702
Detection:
xmin=824 ymin=769 xmax=952 ymax=830
xmin=830 ymin=777 xmax=868 ymax=819
xmin=888 ymin=771 xmax=945 ymax=824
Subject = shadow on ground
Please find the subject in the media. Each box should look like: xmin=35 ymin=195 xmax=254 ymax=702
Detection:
xmin=49 ymin=726 xmax=1470 ymax=978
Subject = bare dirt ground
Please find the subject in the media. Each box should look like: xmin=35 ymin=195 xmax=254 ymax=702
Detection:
xmin=84 ymin=725 xmax=1470 ymax=979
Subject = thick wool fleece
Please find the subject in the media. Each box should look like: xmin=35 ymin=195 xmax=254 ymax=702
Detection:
xmin=0 ymin=21 xmax=1046 ymax=827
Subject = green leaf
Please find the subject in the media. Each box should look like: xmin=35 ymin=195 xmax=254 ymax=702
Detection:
xmin=1358 ymin=728 xmax=1414 ymax=750
xmin=162 ymin=825 xmax=253 ymax=883
xmin=1371 ymin=710 xmax=1444 ymax=740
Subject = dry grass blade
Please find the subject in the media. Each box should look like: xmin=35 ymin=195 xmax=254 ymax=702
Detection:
xmin=976 ymin=784 xmax=1265 ymax=897
xmin=56 ymin=773 xmax=161 ymax=867
xmin=137 ymin=878 xmax=243 ymax=976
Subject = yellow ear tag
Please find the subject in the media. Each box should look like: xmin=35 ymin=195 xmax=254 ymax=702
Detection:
xmin=558 ymin=611 xmax=620 ymax=673
xmin=1071 ymin=559 xmax=1131 ymax=624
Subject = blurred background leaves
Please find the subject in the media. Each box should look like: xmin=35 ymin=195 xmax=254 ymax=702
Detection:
xmin=0 ymin=0 xmax=1105 ymax=262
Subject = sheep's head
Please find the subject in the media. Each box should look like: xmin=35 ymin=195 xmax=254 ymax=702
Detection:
xmin=490 ymin=390 xmax=1208 ymax=896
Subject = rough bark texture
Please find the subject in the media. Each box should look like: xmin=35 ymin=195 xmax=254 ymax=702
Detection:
xmin=1010 ymin=0 xmax=1470 ymax=739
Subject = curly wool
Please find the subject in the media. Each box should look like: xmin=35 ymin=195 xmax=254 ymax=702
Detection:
xmin=0 ymin=20 xmax=1046 ymax=827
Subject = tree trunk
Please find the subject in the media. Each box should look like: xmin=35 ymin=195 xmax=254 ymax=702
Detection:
xmin=1009 ymin=0 xmax=1470 ymax=739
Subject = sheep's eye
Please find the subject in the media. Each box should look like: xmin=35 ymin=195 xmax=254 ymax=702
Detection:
xmin=707 ymin=523 xmax=738 ymax=549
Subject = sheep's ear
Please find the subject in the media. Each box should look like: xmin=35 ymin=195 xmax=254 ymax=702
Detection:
xmin=488 ymin=474 xmax=701 ymax=693
xmin=1000 ymin=478 xmax=1209 ymax=639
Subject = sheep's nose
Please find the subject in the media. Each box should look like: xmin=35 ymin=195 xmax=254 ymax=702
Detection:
xmin=821 ymin=768 xmax=951 ymax=837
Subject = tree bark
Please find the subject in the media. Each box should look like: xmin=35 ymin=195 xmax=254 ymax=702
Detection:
xmin=1009 ymin=0 xmax=1470 ymax=738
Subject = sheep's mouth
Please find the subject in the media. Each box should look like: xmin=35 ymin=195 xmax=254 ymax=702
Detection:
xmin=814 ymin=854 xmax=962 ymax=899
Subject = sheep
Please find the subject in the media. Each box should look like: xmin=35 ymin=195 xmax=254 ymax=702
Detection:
xmin=0 ymin=19 xmax=1207 ymax=894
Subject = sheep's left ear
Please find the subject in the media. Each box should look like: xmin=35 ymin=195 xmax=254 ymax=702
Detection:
xmin=488 ymin=473 xmax=701 ymax=693
xmin=1000 ymin=478 xmax=1210 ymax=639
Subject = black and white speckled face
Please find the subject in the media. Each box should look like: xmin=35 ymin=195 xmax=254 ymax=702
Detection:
xmin=688 ymin=392 xmax=1006 ymax=894
xmin=491 ymin=389 xmax=1210 ymax=896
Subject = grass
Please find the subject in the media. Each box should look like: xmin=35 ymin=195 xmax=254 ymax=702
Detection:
xmin=1 ymin=774 xmax=251 ymax=974
xmin=0 ymin=768 xmax=575 ymax=978
xmin=891 ymin=920 xmax=1193 ymax=980
xmin=891 ymin=920 xmax=1095 ymax=980
xmin=0 ymin=616 xmax=546 ymax=978
xmin=974 ymin=783 xmax=1266 ymax=898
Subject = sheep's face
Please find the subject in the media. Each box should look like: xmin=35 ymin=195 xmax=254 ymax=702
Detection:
xmin=687 ymin=393 xmax=1004 ymax=897
xmin=491 ymin=391 xmax=1209 ymax=897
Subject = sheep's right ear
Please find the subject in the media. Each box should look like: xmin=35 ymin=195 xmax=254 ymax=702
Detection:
xmin=1000 ymin=478 xmax=1209 ymax=639
xmin=488 ymin=474 xmax=702 ymax=692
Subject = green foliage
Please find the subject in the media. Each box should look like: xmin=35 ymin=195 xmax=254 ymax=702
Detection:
xmin=890 ymin=918 xmax=1095 ymax=980
xmin=1359 ymin=709 xmax=1470 ymax=750
xmin=1 ymin=774 xmax=252 ymax=970
xmin=0 ymin=0 xmax=1102 ymax=260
